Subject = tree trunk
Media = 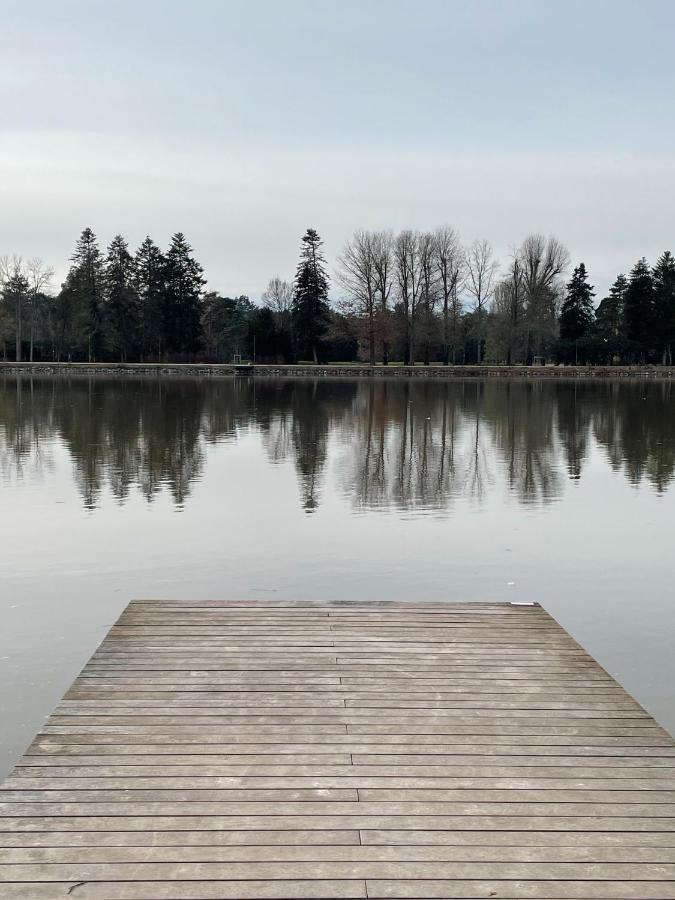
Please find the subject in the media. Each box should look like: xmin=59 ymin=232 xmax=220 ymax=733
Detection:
xmin=29 ymin=298 xmax=35 ymax=362
xmin=368 ymin=311 xmax=375 ymax=366
xmin=15 ymin=297 xmax=22 ymax=362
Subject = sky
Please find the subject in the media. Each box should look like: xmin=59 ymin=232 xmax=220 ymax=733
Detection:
xmin=1 ymin=0 xmax=675 ymax=299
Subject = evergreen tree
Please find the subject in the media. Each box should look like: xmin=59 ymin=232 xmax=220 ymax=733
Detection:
xmin=201 ymin=293 xmax=253 ymax=362
xmin=652 ymin=251 xmax=675 ymax=364
xmin=292 ymin=228 xmax=331 ymax=363
xmin=624 ymin=258 xmax=655 ymax=361
xmin=50 ymin=283 xmax=79 ymax=361
xmin=134 ymin=237 xmax=166 ymax=360
xmin=248 ymin=306 xmax=279 ymax=361
xmin=104 ymin=234 xmax=139 ymax=362
xmin=68 ymin=227 xmax=105 ymax=361
xmin=162 ymin=233 xmax=205 ymax=357
xmin=1 ymin=268 xmax=30 ymax=361
xmin=595 ymin=274 xmax=628 ymax=363
xmin=559 ymin=263 xmax=595 ymax=361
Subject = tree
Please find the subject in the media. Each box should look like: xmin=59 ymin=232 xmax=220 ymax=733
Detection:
xmin=261 ymin=277 xmax=293 ymax=322
xmin=162 ymin=233 xmax=205 ymax=357
xmin=201 ymin=293 xmax=253 ymax=362
xmin=68 ymin=228 xmax=105 ymax=361
xmin=489 ymin=254 xmax=525 ymax=364
xmin=519 ymin=234 xmax=569 ymax=363
xmin=417 ymin=232 xmax=439 ymax=365
xmin=652 ymin=251 xmax=675 ymax=364
xmin=371 ymin=230 xmax=394 ymax=364
xmin=394 ymin=230 xmax=423 ymax=365
xmin=434 ymin=226 xmax=463 ymax=365
xmin=248 ymin=306 xmax=279 ymax=361
xmin=559 ymin=263 xmax=595 ymax=363
xmin=25 ymin=258 xmax=54 ymax=361
xmin=337 ymin=230 xmax=378 ymax=365
xmin=104 ymin=235 xmax=139 ymax=362
xmin=0 ymin=256 xmax=54 ymax=362
xmin=134 ymin=237 xmax=166 ymax=360
xmin=624 ymin=258 xmax=655 ymax=361
xmin=49 ymin=282 xmax=80 ymax=361
xmin=0 ymin=301 xmax=12 ymax=360
xmin=292 ymin=228 xmax=331 ymax=363
xmin=261 ymin=277 xmax=293 ymax=362
xmin=0 ymin=257 xmax=29 ymax=361
xmin=465 ymin=239 xmax=498 ymax=363
xmin=595 ymin=274 xmax=627 ymax=364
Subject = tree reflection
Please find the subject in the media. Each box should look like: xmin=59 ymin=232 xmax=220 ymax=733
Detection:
xmin=1 ymin=375 xmax=675 ymax=512
xmin=591 ymin=380 xmax=675 ymax=494
xmin=491 ymin=381 xmax=562 ymax=504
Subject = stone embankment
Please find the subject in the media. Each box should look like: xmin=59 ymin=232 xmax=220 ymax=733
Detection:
xmin=1 ymin=362 xmax=675 ymax=378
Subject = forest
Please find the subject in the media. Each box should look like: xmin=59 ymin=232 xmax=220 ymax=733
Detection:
xmin=1 ymin=226 xmax=674 ymax=366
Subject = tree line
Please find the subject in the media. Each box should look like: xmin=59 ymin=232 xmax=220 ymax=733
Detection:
xmin=2 ymin=225 xmax=674 ymax=365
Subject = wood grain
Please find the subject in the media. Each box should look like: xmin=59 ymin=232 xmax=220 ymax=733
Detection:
xmin=1 ymin=599 xmax=673 ymax=898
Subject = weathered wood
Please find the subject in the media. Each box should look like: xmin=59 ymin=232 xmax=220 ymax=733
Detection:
xmin=1 ymin=599 xmax=673 ymax=899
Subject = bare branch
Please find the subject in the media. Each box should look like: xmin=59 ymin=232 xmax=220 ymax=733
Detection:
xmin=465 ymin=239 xmax=498 ymax=313
xmin=261 ymin=276 xmax=293 ymax=316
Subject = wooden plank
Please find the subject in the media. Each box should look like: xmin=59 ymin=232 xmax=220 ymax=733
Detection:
xmin=5 ymin=845 xmax=675 ymax=863
xmin=1 ymin=599 xmax=674 ymax=900
xmin=4 ymin=859 xmax=675 ymax=881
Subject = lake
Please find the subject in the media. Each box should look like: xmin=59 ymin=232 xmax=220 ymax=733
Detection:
xmin=1 ymin=374 xmax=674 ymax=777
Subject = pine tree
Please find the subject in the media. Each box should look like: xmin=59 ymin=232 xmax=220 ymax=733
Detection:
xmin=68 ymin=228 xmax=105 ymax=361
xmin=292 ymin=228 xmax=331 ymax=363
xmin=162 ymin=233 xmax=205 ymax=357
xmin=134 ymin=237 xmax=166 ymax=360
xmin=624 ymin=258 xmax=655 ymax=361
xmin=104 ymin=235 xmax=138 ymax=362
xmin=652 ymin=251 xmax=675 ymax=364
xmin=595 ymin=274 xmax=628 ymax=363
xmin=559 ymin=263 xmax=595 ymax=361
xmin=1 ymin=268 xmax=29 ymax=361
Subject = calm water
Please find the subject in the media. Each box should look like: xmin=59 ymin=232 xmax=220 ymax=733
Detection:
xmin=1 ymin=375 xmax=674 ymax=775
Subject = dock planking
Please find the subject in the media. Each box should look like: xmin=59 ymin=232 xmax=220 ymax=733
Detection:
xmin=1 ymin=600 xmax=675 ymax=898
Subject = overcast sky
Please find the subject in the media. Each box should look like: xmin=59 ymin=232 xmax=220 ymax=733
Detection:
xmin=1 ymin=0 xmax=674 ymax=298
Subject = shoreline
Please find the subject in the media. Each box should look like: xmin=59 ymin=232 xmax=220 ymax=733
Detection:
xmin=1 ymin=361 xmax=675 ymax=379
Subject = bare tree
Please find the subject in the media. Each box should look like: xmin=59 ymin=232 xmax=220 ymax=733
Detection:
xmin=491 ymin=252 xmax=525 ymax=364
xmin=1 ymin=255 xmax=54 ymax=362
xmin=262 ymin=276 xmax=292 ymax=316
xmin=372 ymin=230 xmax=394 ymax=364
xmin=418 ymin=232 xmax=439 ymax=365
xmin=394 ymin=230 xmax=423 ymax=365
xmin=337 ymin=231 xmax=378 ymax=365
xmin=518 ymin=234 xmax=569 ymax=362
xmin=434 ymin=226 xmax=464 ymax=365
xmin=25 ymin=258 xmax=54 ymax=361
xmin=465 ymin=239 xmax=498 ymax=363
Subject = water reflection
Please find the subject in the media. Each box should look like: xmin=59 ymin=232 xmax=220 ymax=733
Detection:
xmin=1 ymin=376 xmax=674 ymax=512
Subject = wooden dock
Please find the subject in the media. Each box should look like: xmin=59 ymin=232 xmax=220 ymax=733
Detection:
xmin=1 ymin=599 xmax=675 ymax=899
